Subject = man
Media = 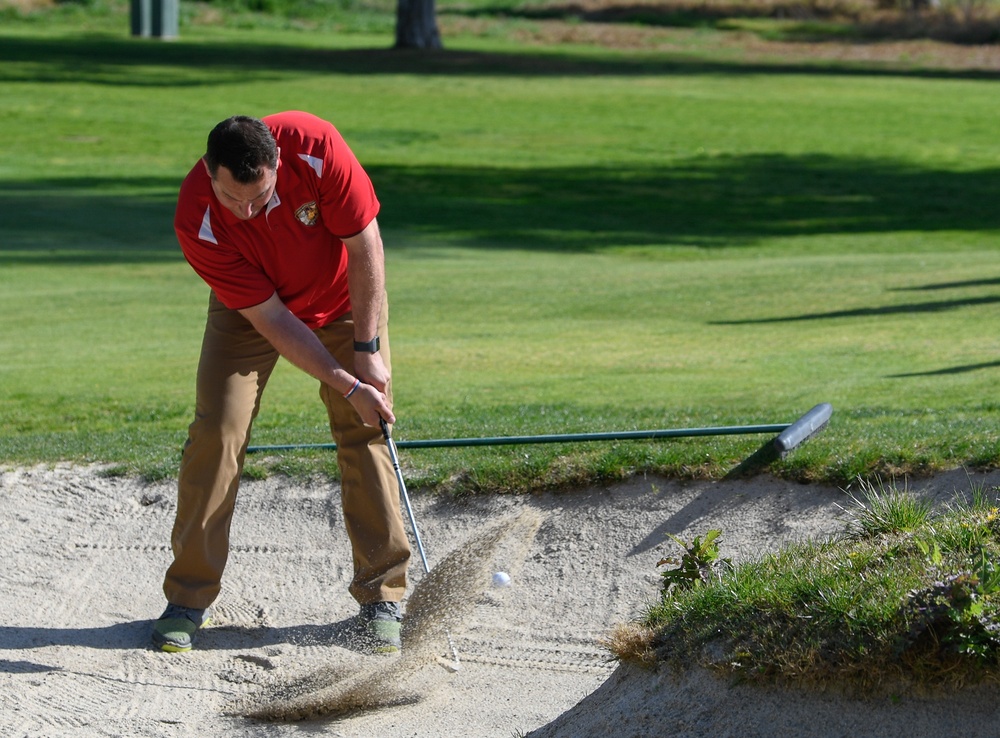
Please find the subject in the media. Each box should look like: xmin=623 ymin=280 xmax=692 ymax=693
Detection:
xmin=151 ymin=112 xmax=411 ymax=654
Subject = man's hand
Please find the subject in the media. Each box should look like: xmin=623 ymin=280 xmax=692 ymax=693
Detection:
xmin=349 ymin=351 xmax=393 ymax=426
xmin=354 ymin=350 xmax=390 ymax=392
xmin=345 ymin=379 xmax=395 ymax=427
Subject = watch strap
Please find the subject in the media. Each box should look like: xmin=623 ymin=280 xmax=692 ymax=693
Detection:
xmin=353 ymin=336 xmax=380 ymax=353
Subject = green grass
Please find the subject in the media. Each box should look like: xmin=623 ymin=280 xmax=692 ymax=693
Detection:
xmin=1 ymin=3 xmax=999 ymax=488
xmin=609 ymin=479 xmax=1000 ymax=691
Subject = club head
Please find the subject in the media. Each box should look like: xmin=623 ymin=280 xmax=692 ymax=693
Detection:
xmin=434 ymin=654 xmax=461 ymax=673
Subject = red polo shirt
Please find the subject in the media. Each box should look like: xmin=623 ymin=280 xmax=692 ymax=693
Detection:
xmin=174 ymin=111 xmax=380 ymax=329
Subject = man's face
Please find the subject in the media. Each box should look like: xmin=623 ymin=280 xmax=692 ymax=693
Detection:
xmin=206 ymin=161 xmax=278 ymax=221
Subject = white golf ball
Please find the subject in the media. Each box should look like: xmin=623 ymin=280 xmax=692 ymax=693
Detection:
xmin=492 ymin=571 xmax=511 ymax=588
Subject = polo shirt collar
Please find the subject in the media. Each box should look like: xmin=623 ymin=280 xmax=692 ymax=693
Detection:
xmin=266 ymin=156 xmax=303 ymax=218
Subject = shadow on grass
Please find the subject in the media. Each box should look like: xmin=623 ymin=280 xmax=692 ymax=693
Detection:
xmin=0 ymin=179 xmax=181 ymax=265
xmin=712 ymin=295 xmax=1000 ymax=324
xmin=3 ymin=153 xmax=1000 ymax=264
xmin=3 ymin=32 xmax=1000 ymax=87
xmin=372 ymin=155 xmax=1000 ymax=251
xmin=892 ymin=277 xmax=1000 ymax=291
xmin=889 ymin=360 xmax=1000 ymax=377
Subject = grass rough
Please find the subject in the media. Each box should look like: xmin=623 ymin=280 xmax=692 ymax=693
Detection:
xmin=609 ymin=479 xmax=1000 ymax=694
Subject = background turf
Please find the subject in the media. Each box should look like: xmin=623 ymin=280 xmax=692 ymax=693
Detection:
xmin=1 ymin=5 xmax=998 ymax=489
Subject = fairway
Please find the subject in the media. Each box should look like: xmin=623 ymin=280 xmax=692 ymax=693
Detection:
xmin=1 ymin=10 xmax=999 ymax=486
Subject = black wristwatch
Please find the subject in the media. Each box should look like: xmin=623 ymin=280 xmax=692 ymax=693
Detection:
xmin=353 ymin=336 xmax=380 ymax=353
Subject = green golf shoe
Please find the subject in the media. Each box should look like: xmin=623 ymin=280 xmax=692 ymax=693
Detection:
xmin=151 ymin=604 xmax=211 ymax=653
xmin=357 ymin=601 xmax=402 ymax=654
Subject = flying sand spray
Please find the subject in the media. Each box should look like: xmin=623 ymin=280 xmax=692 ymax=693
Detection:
xmin=381 ymin=419 xmax=462 ymax=672
xmin=236 ymin=423 xmax=542 ymax=722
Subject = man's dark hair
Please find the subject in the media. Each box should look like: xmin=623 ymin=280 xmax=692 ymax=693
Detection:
xmin=204 ymin=115 xmax=278 ymax=183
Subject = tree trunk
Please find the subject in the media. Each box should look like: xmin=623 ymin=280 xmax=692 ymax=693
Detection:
xmin=395 ymin=0 xmax=443 ymax=49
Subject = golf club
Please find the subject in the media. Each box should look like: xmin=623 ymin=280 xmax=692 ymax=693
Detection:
xmin=380 ymin=418 xmax=462 ymax=672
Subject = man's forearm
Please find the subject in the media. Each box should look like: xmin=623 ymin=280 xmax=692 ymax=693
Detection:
xmin=343 ymin=218 xmax=385 ymax=342
xmin=239 ymin=293 xmax=356 ymax=395
xmin=238 ymin=292 xmax=395 ymax=426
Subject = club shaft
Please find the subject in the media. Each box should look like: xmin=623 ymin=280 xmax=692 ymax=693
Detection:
xmin=382 ymin=420 xmax=431 ymax=574
xmin=380 ymin=419 xmax=460 ymax=669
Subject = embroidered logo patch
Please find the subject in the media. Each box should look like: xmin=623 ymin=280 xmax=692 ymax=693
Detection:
xmin=294 ymin=201 xmax=319 ymax=226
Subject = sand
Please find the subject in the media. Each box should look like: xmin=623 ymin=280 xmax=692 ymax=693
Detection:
xmin=3 ymin=463 xmax=1000 ymax=737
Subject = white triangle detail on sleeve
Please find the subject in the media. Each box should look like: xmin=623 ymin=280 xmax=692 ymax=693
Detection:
xmin=297 ymin=153 xmax=324 ymax=178
xmin=198 ymin=206 xmax=218 ymax=244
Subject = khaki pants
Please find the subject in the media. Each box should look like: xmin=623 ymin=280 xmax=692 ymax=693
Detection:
xmin=162 ymin=292 xmax=410 ymax=610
